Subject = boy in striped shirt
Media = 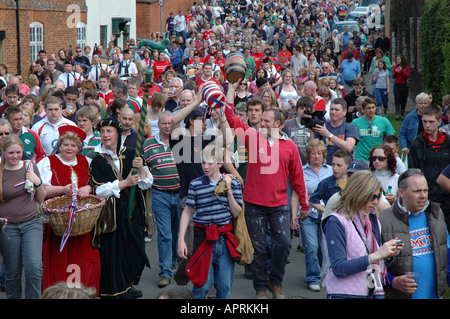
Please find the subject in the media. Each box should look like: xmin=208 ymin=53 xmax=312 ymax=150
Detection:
xmin=178 ymin=145 xmax=243 ymax=299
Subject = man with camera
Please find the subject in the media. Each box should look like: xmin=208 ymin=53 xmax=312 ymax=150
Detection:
xmin=282 ymin=96 xmax=316 ymax=165
xmin=312 ymin=98 xmax=359 ymax=164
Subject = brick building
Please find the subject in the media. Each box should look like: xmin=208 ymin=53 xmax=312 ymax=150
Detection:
xmin=0 ymin=0 xmax=87 ymax=76
xmin=136 ymin=0 xmax=194 ymax=39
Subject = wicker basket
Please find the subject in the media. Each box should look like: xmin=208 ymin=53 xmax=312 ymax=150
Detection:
xmin=42 ymin=195 xmax=106 ymax=237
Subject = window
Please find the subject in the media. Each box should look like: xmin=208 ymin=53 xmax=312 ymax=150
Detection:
xmin=100 ymin=25 xmax=108 ymax=49
xmin=76 ymin=22 xmax=87 ymax=50
xmin=30 ymin=21 xmax=43 ymax=62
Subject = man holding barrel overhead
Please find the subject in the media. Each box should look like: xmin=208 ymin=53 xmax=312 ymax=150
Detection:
xmin=224 ymin=80 xmax=309 ymax=299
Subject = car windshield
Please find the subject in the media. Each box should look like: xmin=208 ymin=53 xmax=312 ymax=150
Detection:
xmin=353 ymin=6 xmax=368 ymax=12
xmin=345 ymin=13 xmax=362 ymax=21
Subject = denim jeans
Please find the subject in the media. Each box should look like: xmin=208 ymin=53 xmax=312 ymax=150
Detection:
xmin=0 ymin=215 xmax=43 ymax=299
xmin=176 ymin=30 xmax=187 ymax=40
xmin=191 ymin=235 xmax=235 ymax=299
xmin=287 ymin=178 xmax=304 ymax=247
xmin=299 ymin=215 xmax=323 ymax=286
xmin=152 ymin=188 xmax=181 ymax=278
xmin=374 ymin=88 xmax=389 ymax=108
xmin=245 ymin=201 xmax=291 ymax=292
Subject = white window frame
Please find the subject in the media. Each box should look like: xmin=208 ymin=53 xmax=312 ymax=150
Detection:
xmin=76 ymin=22 xmax=87 ymax=50
xmin=30 ymin=21 xmax=43 ymax=62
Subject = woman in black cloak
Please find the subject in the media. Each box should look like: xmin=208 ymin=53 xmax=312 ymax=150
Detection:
xmin=89 ymin=118 xmax=153 ymax=299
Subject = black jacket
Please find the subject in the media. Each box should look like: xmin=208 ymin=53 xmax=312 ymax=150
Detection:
xmin=408 ymin=133 xmax=450 ymax=204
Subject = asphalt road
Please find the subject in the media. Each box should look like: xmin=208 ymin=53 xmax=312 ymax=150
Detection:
xmin=137 ymin=234 xmax=327 ymax=300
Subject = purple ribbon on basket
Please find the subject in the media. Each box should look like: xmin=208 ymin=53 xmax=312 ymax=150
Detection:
xmin=59 ymin=183 xmax=79 ymax=252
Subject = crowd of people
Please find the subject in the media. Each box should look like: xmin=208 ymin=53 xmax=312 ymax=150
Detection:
xmin=0 ymin=0 xmax=450 ymax=300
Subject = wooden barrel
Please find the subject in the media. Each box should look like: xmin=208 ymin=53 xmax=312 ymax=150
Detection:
xmin=224 ymin=51 xmax=246 ymax=84
xmin=203 ymin=81 xmax=226 ymax=109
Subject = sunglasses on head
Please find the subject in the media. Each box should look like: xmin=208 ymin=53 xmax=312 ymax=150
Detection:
xmin=398 ymin=168 xmax=424 ymax=187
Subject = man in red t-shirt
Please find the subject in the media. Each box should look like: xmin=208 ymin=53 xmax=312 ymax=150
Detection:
xmin=303 ymin=80 xmax=326 ymax=111
xmin=202 ymin=23 xmax=215 ymax=41
xmin=152 ymin=51 xmax=170 ymax=83
xmin=251 ymin=44 xmax=264 ymax=69
xmin=195 ymin=62 xmax=221 ymax=88
xmin=340 ymin=39 xmax=360 ymax=64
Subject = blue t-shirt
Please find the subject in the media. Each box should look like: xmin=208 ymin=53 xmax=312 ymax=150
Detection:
xmin=319 ymin=121 xmax=359 ymax=164
xmin=340 ymin=59 xmax=361 ymax=82
xmin=408 ymin=211 xmax=441 ymax=299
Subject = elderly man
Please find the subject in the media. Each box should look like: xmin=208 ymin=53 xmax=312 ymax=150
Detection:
xmin=379 ymin=169 xmax=450 ymax=299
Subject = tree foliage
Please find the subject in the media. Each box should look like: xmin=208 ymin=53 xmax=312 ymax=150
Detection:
xmin=419 ymin=0 xmax=450 ymax=101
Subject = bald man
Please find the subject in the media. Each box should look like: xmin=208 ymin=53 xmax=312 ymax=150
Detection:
xmin=303 ymin=81 xmax=326 ymax=111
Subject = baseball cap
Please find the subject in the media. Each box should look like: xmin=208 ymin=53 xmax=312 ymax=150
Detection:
xmin=346 ymin=159 xmax=369 ymax=173
xmin=184 ymin=106 xmax=206 ymax=124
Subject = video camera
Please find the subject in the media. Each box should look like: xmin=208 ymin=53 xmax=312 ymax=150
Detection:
xmin=301 ymin=110 xmax=326 ymax=129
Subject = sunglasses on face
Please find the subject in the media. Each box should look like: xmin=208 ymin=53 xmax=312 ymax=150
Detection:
xmin=371 ymin=156 xmax=387 ymax=162
xmin=371 ymin=193 xmax=382 ymax=201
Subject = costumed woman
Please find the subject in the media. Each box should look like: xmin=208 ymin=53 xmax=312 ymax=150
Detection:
xmin=88 ymin=118 xmax=153 ymax=299
xmin=37 ymin=126 xmax=101 ymax=296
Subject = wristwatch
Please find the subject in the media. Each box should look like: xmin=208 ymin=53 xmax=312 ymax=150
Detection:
xmin=328 ymin=134 xmax=334 ymax=139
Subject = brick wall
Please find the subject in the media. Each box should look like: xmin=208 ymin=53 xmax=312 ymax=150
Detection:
xmin=136 ymin=0 xmax=194 ymax=39
xmin=0 ymin=0 xmax=86 ymax=76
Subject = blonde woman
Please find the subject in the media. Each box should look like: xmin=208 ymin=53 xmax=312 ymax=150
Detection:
xmin=261 ymin=88 xmax=278 ymax=109
xmin=0 ymin=135 xmax=46 ymax=299
xmin=26 ymin=74 xmax=40 ymax=95
xmin=20 ymin=104 xmax=35 ymax=129
xmin=21 ymin=94 xmax=44 ymax=125
xmin=276 ymin=69 xmax=298 ymax=110
xmin=146 ymin=92 xmax=166 ymax=137
xmin=322 ymin=170 xmax=403 ymax=299
xmin=293 ymin=138 xmax=332 ymax=292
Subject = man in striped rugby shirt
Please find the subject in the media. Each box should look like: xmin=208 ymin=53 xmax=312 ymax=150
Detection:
xmin=142 ymin=111 xmax=181 ymax=288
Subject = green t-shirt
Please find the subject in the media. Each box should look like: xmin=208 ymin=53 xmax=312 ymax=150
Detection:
xmin=244 ymin=56 xmax=256 ymax=80
xmin=19 ymin=130 xmax=38 ymax=160
xmin=352 ymin=115 xmax=395 ymax=161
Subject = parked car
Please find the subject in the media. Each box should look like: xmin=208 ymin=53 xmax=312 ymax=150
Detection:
xmin=332 ymin=21 xmax=360 ymax=34
xmin=345 ymin=6 xmax=375 ymax=21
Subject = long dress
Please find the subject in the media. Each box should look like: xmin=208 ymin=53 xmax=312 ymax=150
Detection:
xmin=41 ymin=154 xmax=101 ymax=295
xmin=89 ymin=146 xmax=151 ymax=299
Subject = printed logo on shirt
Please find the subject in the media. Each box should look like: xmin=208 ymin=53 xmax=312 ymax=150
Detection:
xmin=410 ymin=227 xmax=433 ymax=256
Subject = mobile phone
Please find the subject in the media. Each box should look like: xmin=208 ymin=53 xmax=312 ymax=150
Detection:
xmin=396 ymin=239 xmax=403 ymax=246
